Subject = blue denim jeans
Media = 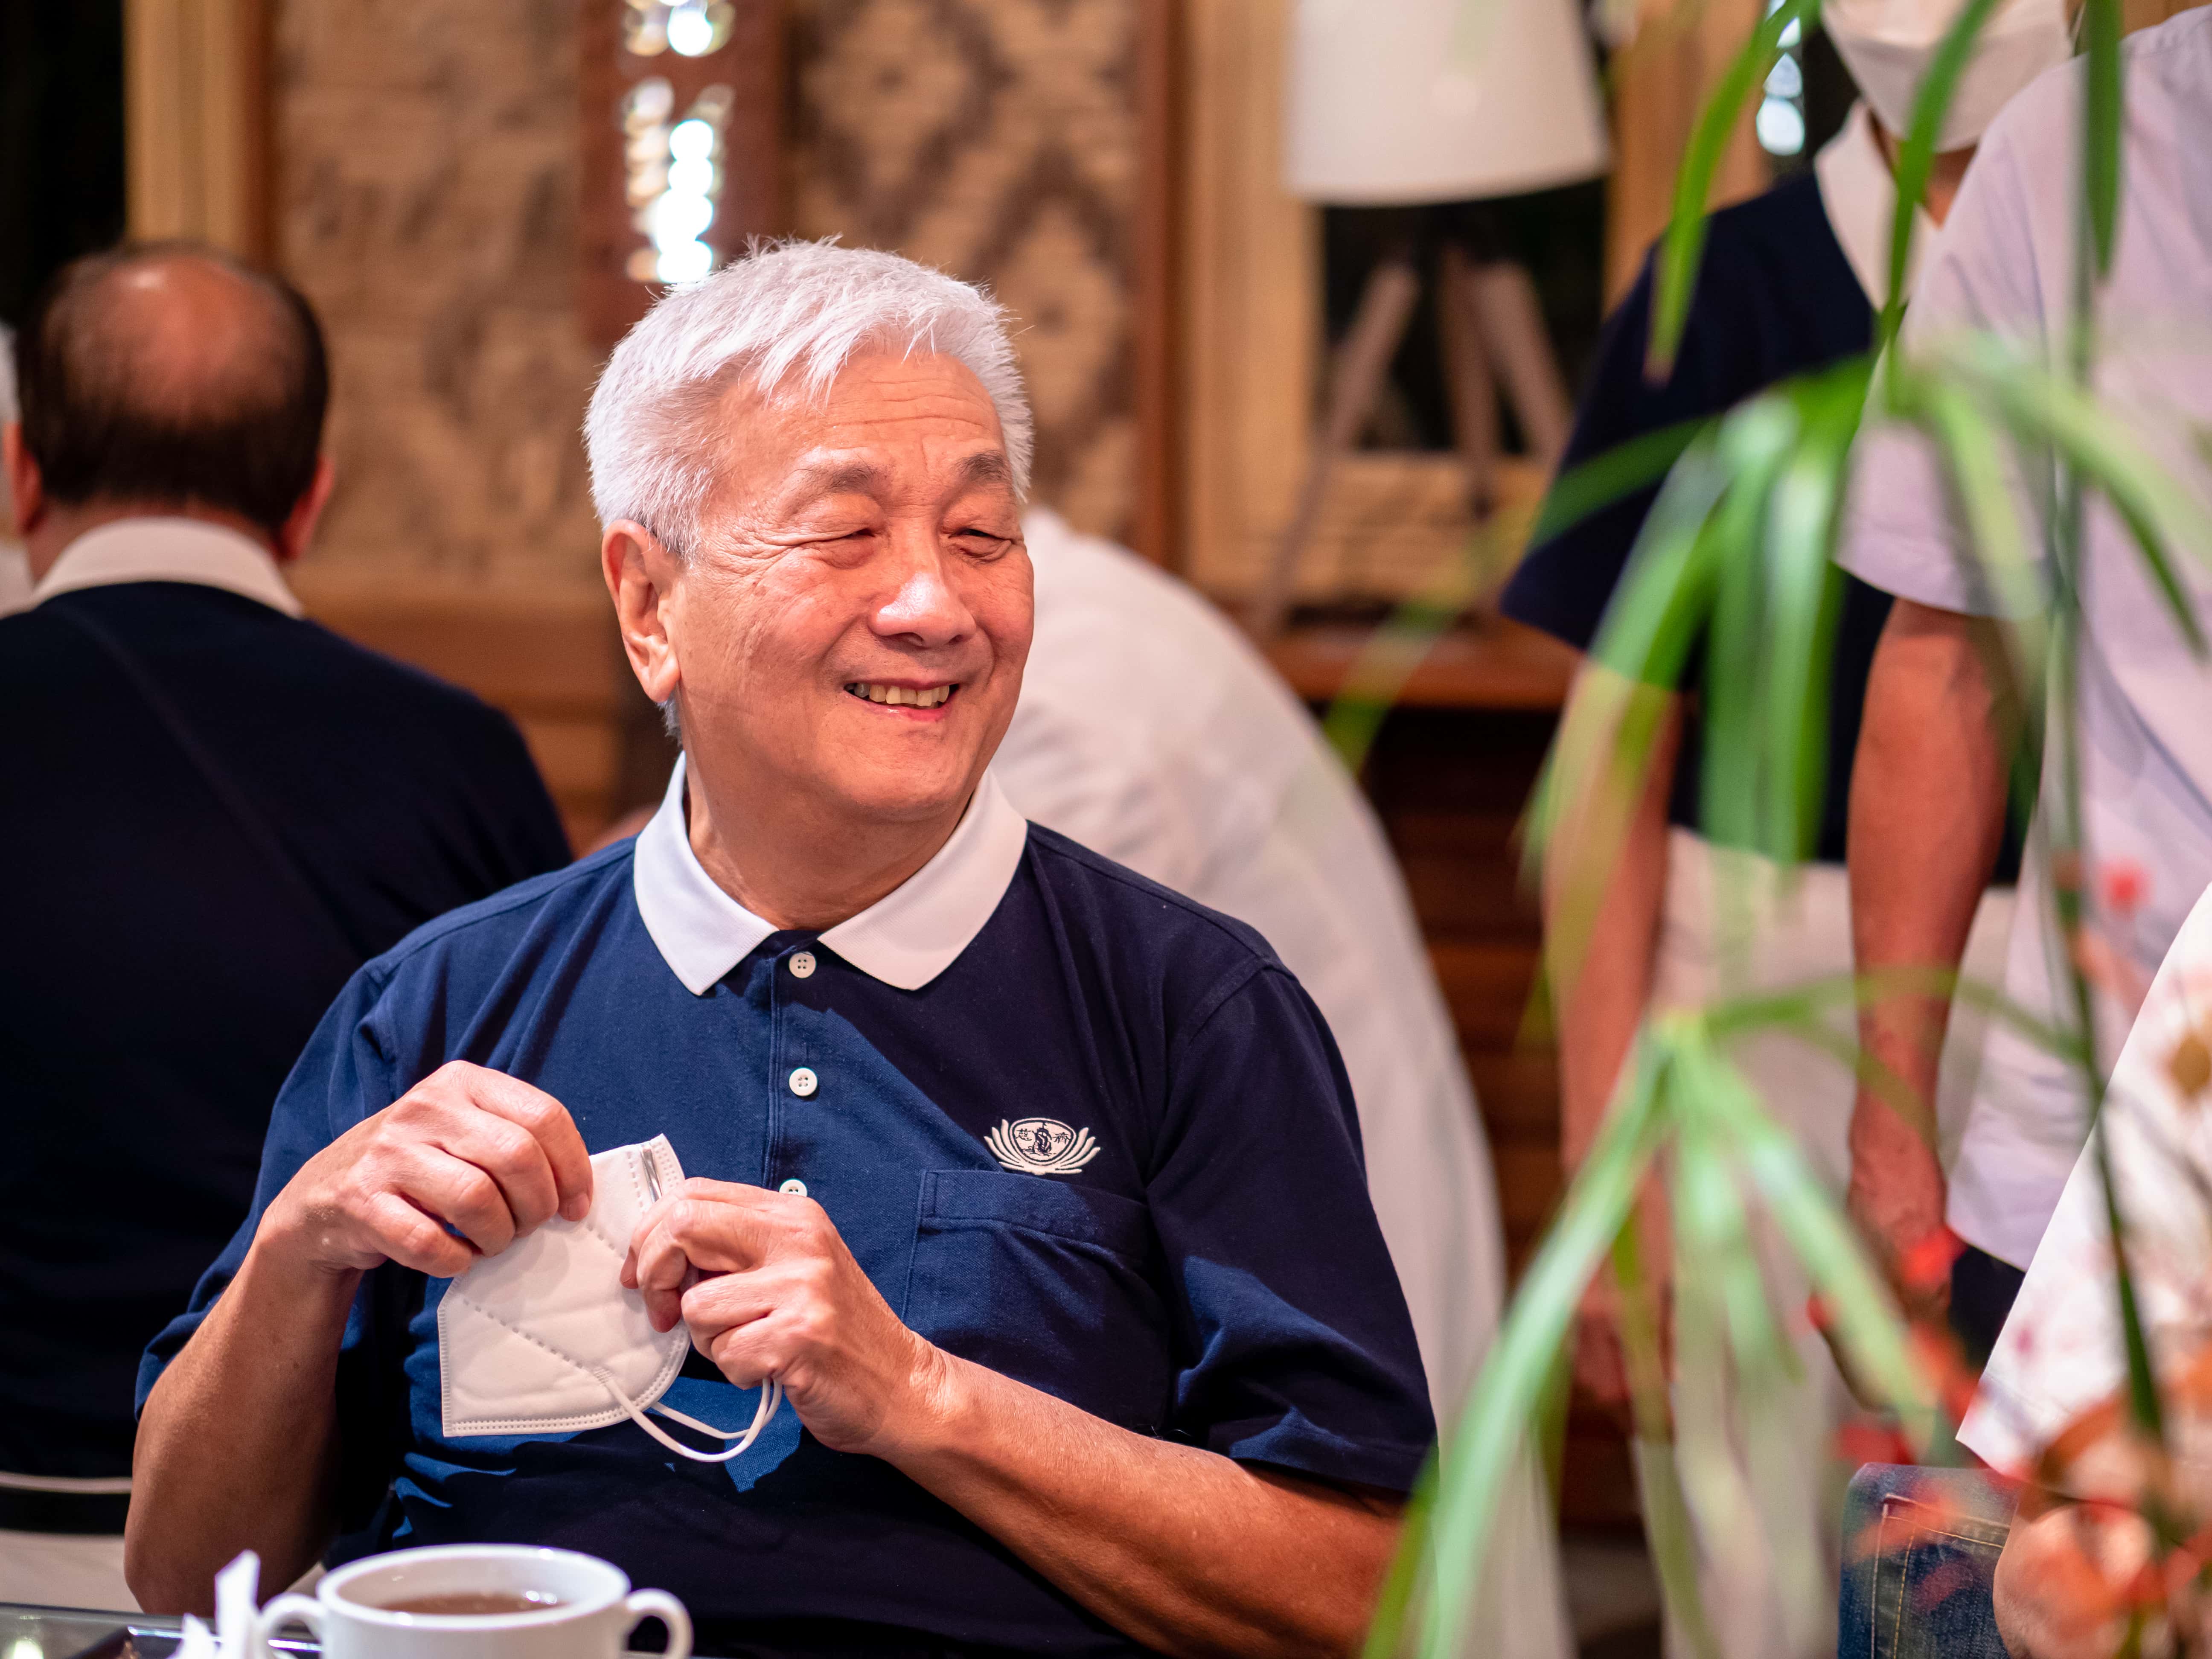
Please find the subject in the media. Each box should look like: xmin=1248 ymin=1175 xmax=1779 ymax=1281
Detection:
xmin=1837 ymin=1464 xmax=2018 ymax=1659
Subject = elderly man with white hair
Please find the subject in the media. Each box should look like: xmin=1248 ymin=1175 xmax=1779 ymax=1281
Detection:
xmin=128 ymin=242 xmax=1433 ymax=1656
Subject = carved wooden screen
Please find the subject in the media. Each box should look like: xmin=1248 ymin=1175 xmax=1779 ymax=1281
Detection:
xmin=782 ymin=0 xmax=1176 ymax=560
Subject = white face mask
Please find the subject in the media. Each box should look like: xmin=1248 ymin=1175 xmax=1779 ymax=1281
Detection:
xmin=437 ymin=1135 xmax=780 ymax=1463
xmin=1824 ymin=0 xmax=2073 ymax=150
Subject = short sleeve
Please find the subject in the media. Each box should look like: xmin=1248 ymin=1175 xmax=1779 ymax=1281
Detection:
xmin=1960 ymin=880 xmax=2212 ymax=1475
xmin=1147 ymin=962 xmax=1435 ymax=1493
xmin=1836 ymin=105 xmax=2058 ymax=617
xmin=135 ymin=965 xmax=413 ymax=1530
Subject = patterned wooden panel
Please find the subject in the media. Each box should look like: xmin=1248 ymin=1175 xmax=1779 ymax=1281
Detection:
xmin=273 ymin=0 xmax=605 ymax=590
xmin=787 ymin=0 xmax=1147 ymax=542
xmin=270 ymin=0 xmax=629 ymax=841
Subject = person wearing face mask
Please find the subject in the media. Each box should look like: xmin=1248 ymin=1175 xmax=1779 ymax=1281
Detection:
xmin=1497 ymin=0 xmax=2067 ymax=1650
xmin=128 ymin=243 xmax=1435 ymax=1658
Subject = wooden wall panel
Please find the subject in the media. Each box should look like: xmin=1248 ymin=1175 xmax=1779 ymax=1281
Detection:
xmin=274 ymin=0 xmax=605 ymax=592
xmin=265 ymin=0 xmax=632 ymax=840
xmin=1359 ymin=709 xmax=1559 ymax=1279
xmin=578 ymin=0 xmax=787 ymax=349
xmin=125 ymin=0 xmax=271 ymax=259
xmin=786 ymin=0 xmax=1165 ymax=549
xmin=1359 ymin=703 xmax=1639 ymax=1526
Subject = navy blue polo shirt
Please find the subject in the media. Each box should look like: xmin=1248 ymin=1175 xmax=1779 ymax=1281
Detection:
xmin=142 ymin=760 xmax=1432 ymax=1657
xmin=1501 ymin=172 xmax=1889 ymax=863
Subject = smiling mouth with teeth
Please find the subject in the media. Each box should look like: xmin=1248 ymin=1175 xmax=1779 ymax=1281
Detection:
xmin=844 ymin=682 xmax=957 ymax=709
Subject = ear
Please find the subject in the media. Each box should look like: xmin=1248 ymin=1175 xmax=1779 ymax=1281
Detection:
xmin=3 ymin=422 xmax=44 ymax=539
xmin=272 ymin=456 xmax=337 ymax=563
xmin=602 ymin=520 xmax=684 ymax=708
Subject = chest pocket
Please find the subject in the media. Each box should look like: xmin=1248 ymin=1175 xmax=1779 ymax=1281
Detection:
xmin=906 ymin=1169 xmax=1170 ymax=1429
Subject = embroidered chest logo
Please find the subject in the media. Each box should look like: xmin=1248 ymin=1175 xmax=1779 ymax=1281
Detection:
xmin=987 ymin=1117 xmax=1100 ymax=1176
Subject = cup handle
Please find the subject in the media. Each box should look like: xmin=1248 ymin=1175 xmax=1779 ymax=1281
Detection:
xmin=622 ymin=1589 xmax=690 ymax=1659
xmin=254 ymin=1592 xmax=325 ymax=1659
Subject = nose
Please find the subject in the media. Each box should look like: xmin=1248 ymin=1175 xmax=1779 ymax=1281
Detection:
xmin=871 ymin=540 xmax=976 ymax=650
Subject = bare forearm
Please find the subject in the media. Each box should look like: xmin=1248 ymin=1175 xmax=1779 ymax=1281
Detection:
xmin=887 ymin=1351 xmax=1399 ymax=1658
xmin=1546 ymin=678 xmax=1681 ymax=1168
xmin=127 ymin=1242 xmax=354 ymax=1610
xmin=1845 ymin=600 xmax=2009 ymax=1253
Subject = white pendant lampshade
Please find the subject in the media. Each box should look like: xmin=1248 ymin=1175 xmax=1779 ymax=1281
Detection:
xmin=1284 ymin=0 xmax=1612 ymax=206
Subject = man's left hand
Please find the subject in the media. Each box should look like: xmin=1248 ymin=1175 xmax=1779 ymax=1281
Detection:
xmin=621 ymin=1178 xmax=945 ymax=1457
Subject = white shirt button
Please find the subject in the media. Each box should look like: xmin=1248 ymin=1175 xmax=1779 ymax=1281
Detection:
xmin=779 ymin=1178 xmax=808 ymax=1197
xmin=787 ymin=1066 xmax=818 ymax=1098
xmin=789 ymin=951 xmax=816 ymax=979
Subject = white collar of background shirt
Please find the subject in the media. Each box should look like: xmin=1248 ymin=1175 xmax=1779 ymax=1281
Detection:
xmin=632 ymin=752 xmax=1030 ymax=994
xmin=29 ymin=517 xmax=303 ymax=617
xmin=1814 ymin=100 xmax=1934 ymax=312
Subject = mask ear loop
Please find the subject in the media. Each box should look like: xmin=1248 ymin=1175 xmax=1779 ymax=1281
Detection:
xmin=592 ymin=1367 xmax=783 ymax=1464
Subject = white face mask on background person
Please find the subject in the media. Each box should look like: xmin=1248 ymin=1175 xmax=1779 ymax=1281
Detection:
xmin=437 ymin=1135 xmax=780 ymax=1462
xmin=1823 ymin=0 xmax=2074 ymax=150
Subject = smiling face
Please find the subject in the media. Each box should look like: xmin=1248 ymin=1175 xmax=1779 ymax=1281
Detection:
xmin=621 ymin=348 xmax=1032 ymax=836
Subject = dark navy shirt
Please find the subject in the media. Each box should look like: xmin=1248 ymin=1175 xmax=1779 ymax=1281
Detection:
xmin=140 ymin=763 xmax=1432 ymax=1657
xmin=1 ymin=548 xmax=568 ymax=1490
xmin=1501 ymin=172 xmax=1887 ymax=863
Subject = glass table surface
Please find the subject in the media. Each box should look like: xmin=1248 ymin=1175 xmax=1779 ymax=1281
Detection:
xmin=0 ymin=1603 xmax=658 ymax=1659
xmin=0 ymin=1604 xmax=311 ymax=1659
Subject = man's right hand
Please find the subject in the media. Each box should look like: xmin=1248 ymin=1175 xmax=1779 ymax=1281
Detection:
xmin=258 ymin=1060 xmax=593 ymax=1279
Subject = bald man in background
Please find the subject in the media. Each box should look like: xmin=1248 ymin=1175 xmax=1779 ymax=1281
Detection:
xmin=0 ymin=245 xmax=569 ymax=1607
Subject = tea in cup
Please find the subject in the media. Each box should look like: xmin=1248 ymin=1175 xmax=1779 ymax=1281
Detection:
xmin=253 ymin=1545 xmax=689 ymax=1659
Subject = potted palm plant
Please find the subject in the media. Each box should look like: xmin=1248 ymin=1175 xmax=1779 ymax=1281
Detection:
xmin=1328 ymin=0 xmax=2212 ymax=1651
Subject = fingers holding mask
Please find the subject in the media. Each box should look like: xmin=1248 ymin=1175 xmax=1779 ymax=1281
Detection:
xmin=357 ymin=1190 xmax=477 ymax=1278
xmin=626 ymin=1185 xmax=931 ymax=1455
xmin=436 ymin=1066 xmax=594 ymax=1225
xmin=623 ymin=1179 xmax=783 ymax=1330
xmin=272 ymin=1061 xmax=592 ymax=1275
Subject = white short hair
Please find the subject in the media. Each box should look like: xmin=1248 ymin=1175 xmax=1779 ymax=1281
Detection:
xmin=585 ymin=239 xmax=1032 ymax=555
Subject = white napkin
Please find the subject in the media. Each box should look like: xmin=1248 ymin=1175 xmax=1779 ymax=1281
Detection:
xmin=180 ymin=1551 xmax=261 ymax=1659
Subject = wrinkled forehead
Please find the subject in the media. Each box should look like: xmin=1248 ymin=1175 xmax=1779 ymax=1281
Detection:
xmin=774 ymin=446 xmax=1017 ymax=505
xmin=707 ymin=348 xmax=1017 ymax=516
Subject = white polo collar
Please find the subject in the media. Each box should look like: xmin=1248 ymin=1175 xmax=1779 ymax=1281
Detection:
xmin=1814 ymin=101 xmax=1933 ymax=311
xmin=31 ymin=517 xmax=304 ymax=617
xmin=633 ymin=754 xmax=1030 ymax=994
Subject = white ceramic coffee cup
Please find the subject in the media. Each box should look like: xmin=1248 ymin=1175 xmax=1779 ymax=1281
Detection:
xmin=253 ymin=1545 xmax=690 ymax=1659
